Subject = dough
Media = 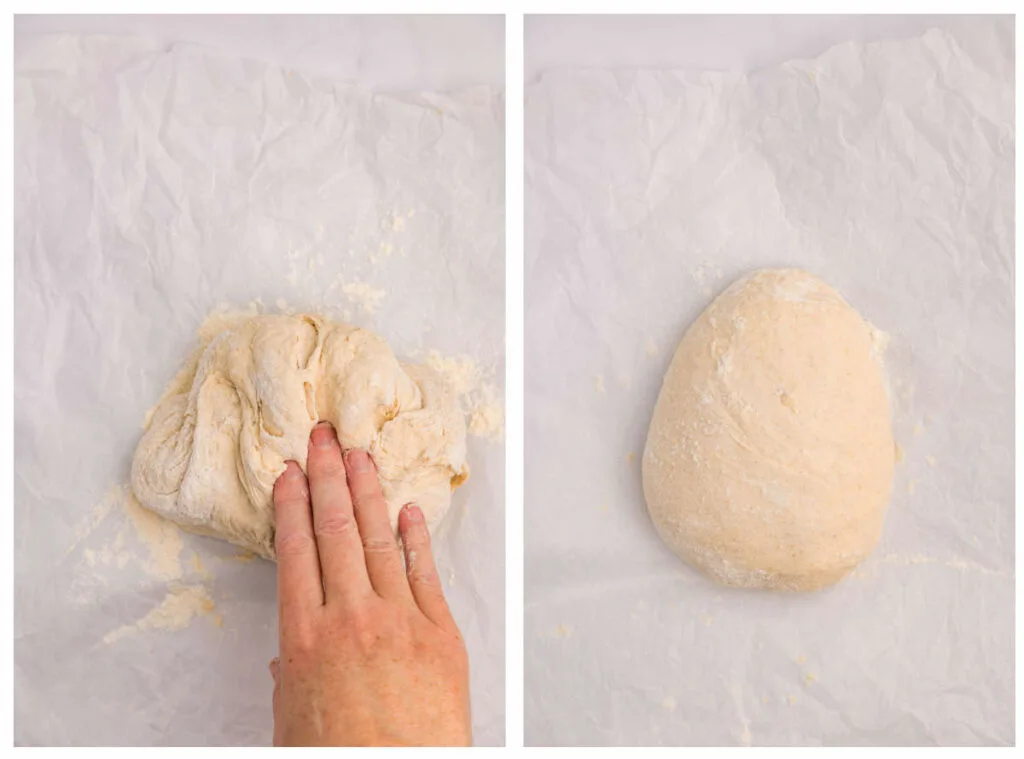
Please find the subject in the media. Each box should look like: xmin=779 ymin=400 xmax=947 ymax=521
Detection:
xmin=642 ymin=269 xmax=894 ymax=591
xmin=131 ymin=313 xmax=469 ymax=559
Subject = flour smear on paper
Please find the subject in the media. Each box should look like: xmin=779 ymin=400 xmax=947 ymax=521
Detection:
xmin=68 ymin=484 xmax=219 ymax=642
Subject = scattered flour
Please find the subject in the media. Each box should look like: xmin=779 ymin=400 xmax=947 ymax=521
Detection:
xmin=692 ymin=262 xmax=724 ymax=297
xmin=103 ymin=584 xmax=215 ymax=644
xmin=71 ymin=484 xmax=215 ymax=642
xmin=342 ymin=280 xmax=387 ymax=315
xmin=223 ymin=551 xmax=257 ymax=564
xmin=64 ymin=484 xmax=121 ymax=556
xmin=468 ymin=383 xmax=503 ymax=440
xmin=424 ymin=350 xmax=504 ymax=441
xmin=123 ymin=490 xmax=184 ymax=582
xmin=424 ymin=352 xmax=483 ymax=396
xmin=191 ymin=551 xmax=212 ymax=582
xmin=866 ymin=553 xmax=1009 ymax=578
xmin=81 ymin=529 xmax=130 ymax=571
xmin=728 ymin=684 xmax=752 ymax=746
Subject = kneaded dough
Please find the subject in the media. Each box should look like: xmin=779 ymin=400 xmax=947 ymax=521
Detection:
xmin=131 ymin=313 xmax=469 ymax=559
xmin=642 ymin=269 xmax=894 ymax=591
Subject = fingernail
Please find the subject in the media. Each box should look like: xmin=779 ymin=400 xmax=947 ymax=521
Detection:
xmin=402 ymin=503 xmax=423 ymax=522
xmin=346 ymin=449 xmax=374 ymax=472
xmin=311 ymin=422 xmax=336 ymax=448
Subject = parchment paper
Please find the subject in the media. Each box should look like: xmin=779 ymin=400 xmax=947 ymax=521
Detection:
xmin=14 ymin=34 xmax=505 ymax=746
xmin=525 ymin=20 xmax=1013 ymax=746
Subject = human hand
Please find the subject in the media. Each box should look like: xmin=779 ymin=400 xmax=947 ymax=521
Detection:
xmin=269 ymin=421 xmax=471 ymax=746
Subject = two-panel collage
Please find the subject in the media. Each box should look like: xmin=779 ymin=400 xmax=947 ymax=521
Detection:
xmin=11 ymin=12 xmax=1015 ymax=749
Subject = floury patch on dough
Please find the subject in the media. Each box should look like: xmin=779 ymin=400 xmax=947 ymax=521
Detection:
xmin=131 ymin=313 xmax=469 ymax=560
xmin=642 ymin=269 xmax=894 ymax=592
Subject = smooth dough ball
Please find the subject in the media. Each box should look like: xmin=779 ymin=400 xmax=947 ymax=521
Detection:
xmin=642 ymin=269 xmax=894 ymax=591
xmin=131 ymin=312 xmax=469 ymax=559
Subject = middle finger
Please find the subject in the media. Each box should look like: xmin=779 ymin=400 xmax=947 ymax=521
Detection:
xmin=306 ymin=421 xmax=372 ymax=606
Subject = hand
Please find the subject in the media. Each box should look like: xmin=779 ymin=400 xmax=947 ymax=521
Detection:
xmin=269 ymin=421 xmax=471 ymax=746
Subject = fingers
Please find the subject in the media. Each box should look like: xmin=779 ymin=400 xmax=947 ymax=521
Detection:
xmin=398 ymin=504 xmax=456 ymax=629
xmin=306 ymin=422 xmax=372 ymax=606
xmin=345 ymin=449 xmax=410 ymax=601
xmin=273 ymin=462 xmax=324 ymax=616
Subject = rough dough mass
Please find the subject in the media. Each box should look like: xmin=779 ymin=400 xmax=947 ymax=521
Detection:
xmin=131 ymin=312 xmax=469 ymax=559
xmin=642 ymin=269 xmax=894 ymax=591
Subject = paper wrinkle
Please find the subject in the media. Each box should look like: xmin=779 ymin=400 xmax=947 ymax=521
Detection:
xmin=525 ymin=21 xmax=1012 ymax=746
xmin=15 ymin=33 xmax=504 ymax=746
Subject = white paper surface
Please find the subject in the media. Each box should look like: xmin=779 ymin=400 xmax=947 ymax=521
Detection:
xmin=525 ymin=21 xmax=1013 ymax=746
xmin=14 ymin=34 xmax=505 ymax=746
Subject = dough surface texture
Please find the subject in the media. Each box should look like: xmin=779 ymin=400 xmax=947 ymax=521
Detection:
xmin=132 ymin=313 xmax=469 ymax=559
xmin=642 ymin=269 xmax=894 ymax=591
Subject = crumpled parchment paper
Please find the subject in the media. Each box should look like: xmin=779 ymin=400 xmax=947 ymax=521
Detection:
xmin=14 ymin=33 xmax=505 ymax=746
xmin=525 ymin=20 xmax=1013 ymax=746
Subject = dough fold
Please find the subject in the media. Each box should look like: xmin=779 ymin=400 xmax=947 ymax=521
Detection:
xmin=132 ymin=313 xmax=468 ymax=559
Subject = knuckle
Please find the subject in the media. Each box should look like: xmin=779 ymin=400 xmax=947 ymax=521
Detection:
xmin=345 ymin=605 xmax=407 ymax=653
xmin=274 ymin=496 xmax=308 ymax=521
xmin=342 ymin=601 xmax=372 ymax=630
xmin=314 ymin=513 xmax=356 ymax=538
xmin=274 ymin=530 xmax=317 ymax=557
xmin=361 ymin=536 xmax=398 ymax=555
xmin=353 ymin=623 xmax=384 ymax=653
xmin=389 ymin=615 xmax=415 ymax=645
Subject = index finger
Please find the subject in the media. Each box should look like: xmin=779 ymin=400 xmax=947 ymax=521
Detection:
xmin=273 ymin=461 xmax=324 ymax=617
